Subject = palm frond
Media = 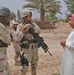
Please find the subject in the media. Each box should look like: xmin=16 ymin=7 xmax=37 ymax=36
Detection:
xmin=23 ymin=3 xmax=38 ymax=9
xmin=23 ymin=0 xmax=61 ymax=21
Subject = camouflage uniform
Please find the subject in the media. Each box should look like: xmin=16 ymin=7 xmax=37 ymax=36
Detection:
xmin=10 ymin=21 xmax=21 ymax=66
xmin=0 ymin=7 xmax=11 ymax=75
xmin=0 ymin=23 xmax=11 ymax=75
xmin=15 ymin=22 xmax=41 ymax=75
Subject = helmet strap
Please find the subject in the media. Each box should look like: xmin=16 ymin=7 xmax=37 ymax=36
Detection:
xmin=22 ymin=17 xmax=31 ymax=24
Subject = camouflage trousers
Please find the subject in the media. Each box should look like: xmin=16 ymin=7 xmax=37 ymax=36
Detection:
xmin=20 ymin=62 xmax=37 ymax=75
xmin=20 ymin=44 xmax=38 ymax=75
xmin=13 ymin=45 xmax=21 ymax=63
xmin=0 ymin=47 xmax=11 ymax=75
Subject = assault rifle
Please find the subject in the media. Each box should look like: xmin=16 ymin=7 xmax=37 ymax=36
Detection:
xmin=28 ymin=27 xmax=52 ymax=56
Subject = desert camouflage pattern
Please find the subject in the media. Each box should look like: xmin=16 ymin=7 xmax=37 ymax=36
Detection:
xmin=11 ymin=28 xmax=21 ymax=66
xmin=15 ymin=22 xmax=41 ymax=75
xmin=0 ymin=22 xmax=11 ymax=75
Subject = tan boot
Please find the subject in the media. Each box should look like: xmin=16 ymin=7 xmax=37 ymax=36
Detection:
xmin=14 ymin=60 xmax=21 ymax=66
xmin=14 ymin=56 xmax=21 ymax=66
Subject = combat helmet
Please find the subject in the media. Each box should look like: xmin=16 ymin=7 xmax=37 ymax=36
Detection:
xmin=0 ymin=6 xmax=11 ymax=16
xmin=21 ymin=10 xmax=32 ymax=17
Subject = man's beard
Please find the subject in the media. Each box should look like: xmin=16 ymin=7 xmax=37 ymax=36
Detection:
xmin=5 ymin=21 xmax=10 ymax=26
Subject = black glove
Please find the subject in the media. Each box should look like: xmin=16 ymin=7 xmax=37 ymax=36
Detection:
xmin=28 ymin=27 xmax=35 ymax=34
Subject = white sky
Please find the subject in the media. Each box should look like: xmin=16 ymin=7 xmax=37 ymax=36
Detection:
xmin=0 ymin=0 xmax=26 ymax=12
xmin=0 ymin=0 xmax=67 ymax=19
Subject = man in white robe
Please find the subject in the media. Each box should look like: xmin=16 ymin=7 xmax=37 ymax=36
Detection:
xmin=60 ymin=14 xmax=74 ymax=75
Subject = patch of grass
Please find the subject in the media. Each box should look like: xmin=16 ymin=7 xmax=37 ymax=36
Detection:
xmin=52 ymin=73 xmax=60 ymax=75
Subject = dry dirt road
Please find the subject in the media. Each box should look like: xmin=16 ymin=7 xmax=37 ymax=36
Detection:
xmin=7 ymin=23 xmax=72 ymax=75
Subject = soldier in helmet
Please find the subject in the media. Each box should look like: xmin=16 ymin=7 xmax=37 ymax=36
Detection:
xmin=10 ymin=20 xmax=21 ymax=66
xmin=10 ymin=21 xmax=20 ymax=66
xmin=14 ymin=10 xmax=41 ymax=75
xmin=0 ymin=6 xmax=11 ymax=75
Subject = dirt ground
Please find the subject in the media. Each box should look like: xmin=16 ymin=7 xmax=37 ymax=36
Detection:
xmin=7 ymin=22 xmax=72 ymax=75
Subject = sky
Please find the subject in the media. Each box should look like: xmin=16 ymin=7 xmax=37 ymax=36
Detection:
xmin=0 ymin=0 xmax=67 ymax=19
xmin=0 ymin=0 xmax=26 ymax=12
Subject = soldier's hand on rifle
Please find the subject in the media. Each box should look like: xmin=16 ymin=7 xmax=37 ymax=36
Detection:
xmin=21 ymin=24 xmax=31 ymax=33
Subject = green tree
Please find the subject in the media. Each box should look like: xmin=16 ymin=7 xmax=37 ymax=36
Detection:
xmin=47 ymin=12 xmax=58 ymax=23
xmin=23 ymin=0 xmax=61 ymax=23
xmin=64 ymin=0 xmax=74 ymax=14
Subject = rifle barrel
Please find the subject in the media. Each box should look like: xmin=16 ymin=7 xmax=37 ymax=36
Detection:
xmin=47 ymin=50 xmax=52 ymax=56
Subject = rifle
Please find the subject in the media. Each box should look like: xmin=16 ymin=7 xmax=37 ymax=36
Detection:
xmin=28 ymin=27 xmax=52 ymax=56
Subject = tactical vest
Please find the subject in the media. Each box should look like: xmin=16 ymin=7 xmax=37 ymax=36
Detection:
xmin=19 ymin=33 xmax=34 ymax=49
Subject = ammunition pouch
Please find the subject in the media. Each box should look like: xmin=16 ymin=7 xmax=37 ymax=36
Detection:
xmin=19 ymin=41 xmax=30 ymax=49
xmin=19 ymin=37 xmax=30 ymax=49
xmin=0 ymin=40 xmax=8 ymax=47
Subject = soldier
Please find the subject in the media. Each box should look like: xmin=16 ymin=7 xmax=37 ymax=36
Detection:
xmin=15 ymin=10 xmax=41 ymax=75
xmin=0 ymin=7 xmax=11 ymax=75
xmin=10 ymin=20 xmax=21 ymax=66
